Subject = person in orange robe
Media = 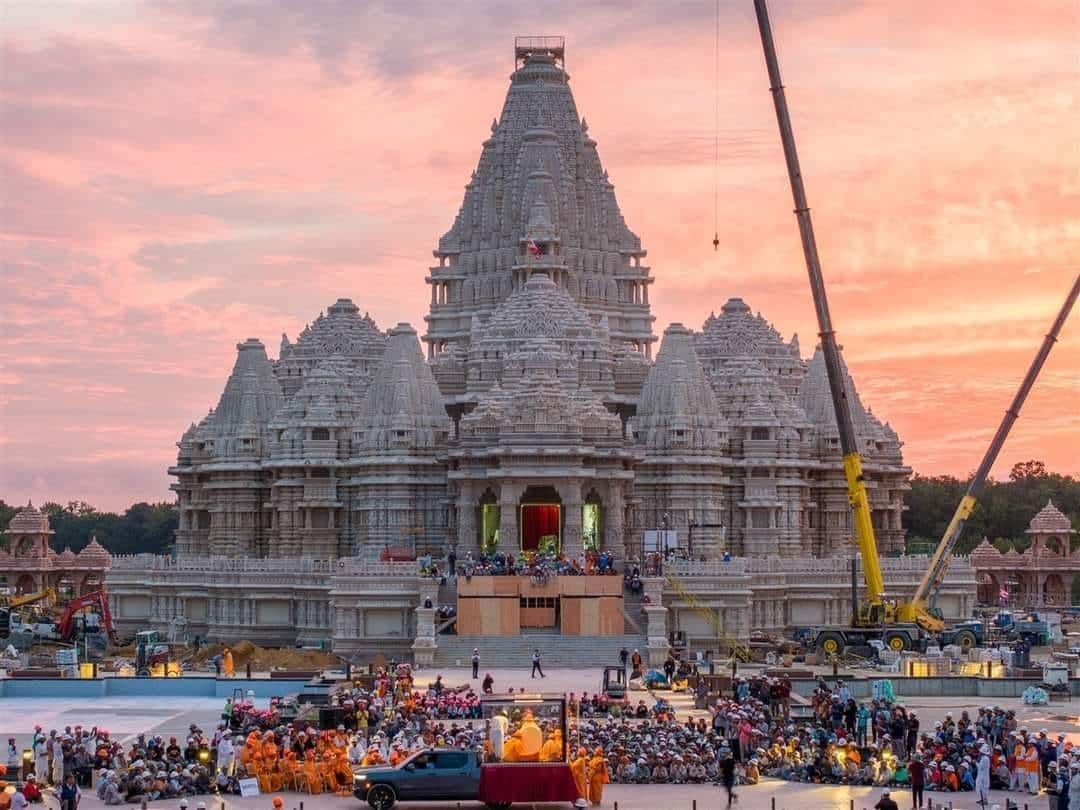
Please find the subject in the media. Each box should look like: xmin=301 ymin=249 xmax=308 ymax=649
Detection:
xmin=540 ymin=729 xmax=564 ymax=762
xmin=570 ymin=746 xmax=589 ymax=802
xmin=222 ymin=647 xmax=235 ymax=677
xmin=587 ymin=746 xmax=609 ymax=806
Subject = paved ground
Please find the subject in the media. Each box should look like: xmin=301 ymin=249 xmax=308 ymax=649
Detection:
xmin=28 ymin=782 xmax=1052 ymax=810
xmin=3 ymin=666 xmax=1074 ymax=810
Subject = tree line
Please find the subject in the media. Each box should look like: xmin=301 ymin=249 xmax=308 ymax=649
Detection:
xmin=903 ymin=460 xmax=1080 ymax=556
xmin=0 ymin=500 xmax=177 ymax=556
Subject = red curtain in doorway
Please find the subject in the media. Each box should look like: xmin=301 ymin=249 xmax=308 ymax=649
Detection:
xmin=520 ymin=504 xmax=560 ymax=551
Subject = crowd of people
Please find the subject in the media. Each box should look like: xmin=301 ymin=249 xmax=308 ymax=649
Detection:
xmin=6 ymin=666 xmax=1080 ymax=809
xmin=692 ymin=675 xmax=1080 ymax=807
xmin=14 ymin=724 xmax=219 ymax=806
xmin=454 ymin=549 xmax=619 ymax=580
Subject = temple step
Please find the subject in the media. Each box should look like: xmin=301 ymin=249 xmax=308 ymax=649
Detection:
xmin=431 ymin=632 xmax=647 ymax=669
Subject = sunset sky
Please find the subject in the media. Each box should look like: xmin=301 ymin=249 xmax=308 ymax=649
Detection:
xmin=1 ymin=1 xmax=1078 ymax=511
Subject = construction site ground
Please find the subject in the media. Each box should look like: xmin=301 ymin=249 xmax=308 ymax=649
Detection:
xmin=19 ymin=638 xmax=341 ymax=672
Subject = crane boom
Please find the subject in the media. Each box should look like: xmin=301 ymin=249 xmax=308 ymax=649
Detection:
xmin=5 ymin=587 xmax=57 ymax=609
xmin=753 ymin=0 xmax=886 ymax=614
xmin=899 ymin=274 xmax=1080 ymax=626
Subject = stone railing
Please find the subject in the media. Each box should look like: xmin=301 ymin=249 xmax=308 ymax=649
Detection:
xmin=743 ymin=555 xmax=975 ymax=575
xmin=110 ymin=554 xmax=421 ymax=577
xmin=743 ymin=481 xmax=777 ymax=499
xmin=109 ymin=554 xmax=335 ymax=573
xmin=666 ymin=559 xmax=748 ymax=577
xmin=334 ymin=559 xmax=421 ymax=577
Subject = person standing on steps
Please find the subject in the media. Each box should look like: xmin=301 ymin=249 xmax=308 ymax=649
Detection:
xmin=471 ymin=648 xmax=480 ymax=679
xmin=619 ymin=647 xmax=629 ymax=672
xmin=531 ymin=649 xmax=545 ymax=679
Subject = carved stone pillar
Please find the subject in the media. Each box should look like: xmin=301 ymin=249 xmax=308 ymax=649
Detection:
xmin=641 ymin=576 xmax=670 ymax=666
xmin=412 ymin=578 xmax=439 ymax=666
xmin=604 ymin=485 xmax=625 ymax=558
xmin=562 ymin=484 xmax=583 ymax=559
xmin=497 ymin=482 xmax=518 ymax=555
xmin=456 ymin=488 xmax=478 ymax=556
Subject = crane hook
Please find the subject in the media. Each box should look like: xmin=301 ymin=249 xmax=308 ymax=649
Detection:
xmin=712 ymin=233 xmax=720 ymax=251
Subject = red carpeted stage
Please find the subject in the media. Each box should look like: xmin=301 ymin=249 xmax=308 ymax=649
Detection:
xmin=519 ymin=503 xmax=560 ymax=551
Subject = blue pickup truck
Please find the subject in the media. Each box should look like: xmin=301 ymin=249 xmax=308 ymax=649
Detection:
xmin=355 ymin=748 xmax=502 ymax=810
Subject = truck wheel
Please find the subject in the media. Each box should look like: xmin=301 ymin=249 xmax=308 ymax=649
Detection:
xmin=817 ymin=632 xmax=845 ymax=657
xmin=366 ymin=784 xmax=396 ymax=810
xmin=952 ymin=629 xmax=977 ymax=651
xmin=883 ymin=632 xmax=909 ymax=652
xmin=485 ymin=803 xmax=513 ymax=810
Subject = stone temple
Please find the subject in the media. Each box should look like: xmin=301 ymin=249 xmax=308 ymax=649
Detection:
xmin=106 ymin=38 xmax=976 ymax=663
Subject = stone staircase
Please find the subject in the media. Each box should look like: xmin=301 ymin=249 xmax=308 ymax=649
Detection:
xmin=433 ymin=630 xmax=648 ymax=669
xmin=621 ymin=586 xmax=645 ymax=635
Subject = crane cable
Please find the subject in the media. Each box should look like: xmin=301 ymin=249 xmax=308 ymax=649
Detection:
xmin=712 ymin=0 xmax=721 ymax=251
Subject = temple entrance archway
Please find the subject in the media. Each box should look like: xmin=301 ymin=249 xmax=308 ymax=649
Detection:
xmin=977 ymin=573 xmax=1000 ymax=605
xmin=478 ymin=488 xmax=499 ymax=555
xmin=14 ymin=574 xmax=36 ymax=595
xmin=1043 ymin=574 xmax=1067 ymax=605
xmin=519 ymin=486 xmax=561 ymax=552
xmin=583 ymin=488 xmax=603 ymax=552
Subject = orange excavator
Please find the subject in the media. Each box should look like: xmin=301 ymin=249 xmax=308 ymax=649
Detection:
xmin=57 ymin=589 xmax=117 ymax=643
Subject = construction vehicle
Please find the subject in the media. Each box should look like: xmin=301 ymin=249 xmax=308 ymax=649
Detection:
xmin=753 ymin=0 xmax=1079 ymax=657
xmin=1 ymin=587 xmax=57 ymax=610
xmin=57 ymin=590 xmax=116 ymax=643
xmin=602 ymin=665 xmax=628 ymax=700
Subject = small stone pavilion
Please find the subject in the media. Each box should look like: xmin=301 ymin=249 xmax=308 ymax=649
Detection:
xmin=0 ymin=503 xmax=111 ymax=597
xmin=970 ymin=500 xmax=1078 ymax=607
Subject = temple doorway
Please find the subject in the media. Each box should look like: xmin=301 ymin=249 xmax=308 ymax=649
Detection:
xmin=519 ymin=486 xmax=561 ymax=552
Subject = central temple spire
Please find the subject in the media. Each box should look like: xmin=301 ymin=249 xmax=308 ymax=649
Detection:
xmin=423 ymin=36 xmax=655 ymax=362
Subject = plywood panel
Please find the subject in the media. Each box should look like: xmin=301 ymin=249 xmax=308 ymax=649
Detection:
xmin=500 ymin=599 xmax=520 ymax=635
xmin=458 ymin=578 xmax=494 ymax=597
xmin=598 ymin=597 xmax=624 ymax=635
xmin=457 ymin=598 xmax=482 ymax=635
xmin=520 ymin=607 xmax=556 ymax=627
xmin=561 ymin=597 xmax=581 ymax=636
xmin=523 ymin=579 xmax=559 ymax=598
xmin=580 ymin=599 xmax=599 ymax=636
xmin=494 ymin=578 xmax=520 ymax=596
xmin=560 ymin=577 xmax=586 ymax=596
xmin=479 ymin=599 xmax=499 ymax=635
xmin=600 ymin=577 xmax=622 ymax=596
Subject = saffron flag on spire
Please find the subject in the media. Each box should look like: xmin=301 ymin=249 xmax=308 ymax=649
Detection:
xmin=527 ymin=238 xmax=542 ymax=257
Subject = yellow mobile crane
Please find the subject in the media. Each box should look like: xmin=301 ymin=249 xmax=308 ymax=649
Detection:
xmin=753 ymin=0 xmax=1079 ymax=655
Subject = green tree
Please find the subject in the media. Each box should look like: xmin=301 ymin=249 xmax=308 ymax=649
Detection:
xmin=904 ymin=461 xmax=1080 ymax=555
xmin=3 ymin=500 xmax=177 ymax=556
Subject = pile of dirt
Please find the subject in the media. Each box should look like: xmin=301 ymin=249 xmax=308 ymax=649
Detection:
xmin=191 ymin=640 xmax=338 ymax=671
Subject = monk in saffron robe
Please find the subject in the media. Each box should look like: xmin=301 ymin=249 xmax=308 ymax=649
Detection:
xmin=588 ymin=746 xmax=609 ymax=806
xmin=540 ymin=729 xmax=564 ymax=762
xmin=222 ymin=647 xmax=235 ymax=677
xmin=570 ymin=747 xmax=589 ymax=803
